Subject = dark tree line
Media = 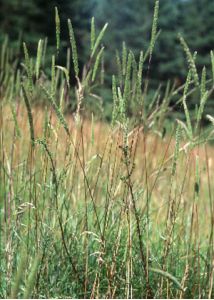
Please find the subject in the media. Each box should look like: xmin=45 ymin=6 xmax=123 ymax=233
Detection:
xmin=95 ymin=0 xmax=214 ymax=83
xmin=1 ymin=0 xmax=213 ymax=77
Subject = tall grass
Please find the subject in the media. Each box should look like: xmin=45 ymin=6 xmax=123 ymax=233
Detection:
xmin=0 ymin=1 xmax=214 ymax=298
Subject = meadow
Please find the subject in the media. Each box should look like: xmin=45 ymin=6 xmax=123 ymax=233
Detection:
xmin=0 ymin=2 xmax=214 ymax=298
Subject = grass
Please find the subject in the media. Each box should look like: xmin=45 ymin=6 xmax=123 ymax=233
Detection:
xmin=0 ymin=1 xmax=214 ymax=298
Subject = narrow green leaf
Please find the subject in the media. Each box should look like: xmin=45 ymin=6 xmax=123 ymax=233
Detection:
xmin=56 ymin=65 xmax=70 ymax=87
xmin=23 ymin=254 xmax=41 ymax=299
xmin=149 ymin=267 xmax=184 ymax=291
xmin=35 ymin=39 xmax=43 ymax=80
xmin=91 ymin=23 xmax=108 ymax=58
xmin=92 ymin=47 xmax=104 ymax=82
xmin=182 ymin=70 xmax=193 ymax=138
xmin=196 ymin=90 xmax=209 ymax=131
xmin=22 ymin=84 xmax=35 ymax=146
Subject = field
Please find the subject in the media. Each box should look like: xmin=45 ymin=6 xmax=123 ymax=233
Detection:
xmin=0 ymin=2 xmax=214 ymax=298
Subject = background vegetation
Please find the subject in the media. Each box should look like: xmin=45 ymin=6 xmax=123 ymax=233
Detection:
xmin=1 ymin=0 xmax=214 ymax=120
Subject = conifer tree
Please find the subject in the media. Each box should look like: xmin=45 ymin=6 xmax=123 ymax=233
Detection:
xmin=95 ymin=0 xmax=184 ymax=84
xmin=180 ymin=0 xmax=214 ymax=71
xmin=153 ymin=0 xmax=185 ymax=81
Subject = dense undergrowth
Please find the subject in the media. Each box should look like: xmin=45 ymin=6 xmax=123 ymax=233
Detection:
xmin=0 ymin=1 xmax=214 ymax=298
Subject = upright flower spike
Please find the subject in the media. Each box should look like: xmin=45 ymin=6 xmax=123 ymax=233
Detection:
xmin=179 ymin=34 xmax=199 ymax=87
xmin=35 ymin=39 xmax=43 ymax=80
xmin=23 ymin=42 xmax=33 ymax=94
xmin=150 ymin=0 xmax=159 ymax=58
xmin=68 ymin=19 xmax=79 ymax=78
xmin=55 ymin=7 xmax=60 ymax=55
xmin=91 ymin=17 xmax=96 ymax=52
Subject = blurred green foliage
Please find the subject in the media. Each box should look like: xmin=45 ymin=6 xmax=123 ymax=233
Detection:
xmin=0 ymin=0 xmax=214 ymax=120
